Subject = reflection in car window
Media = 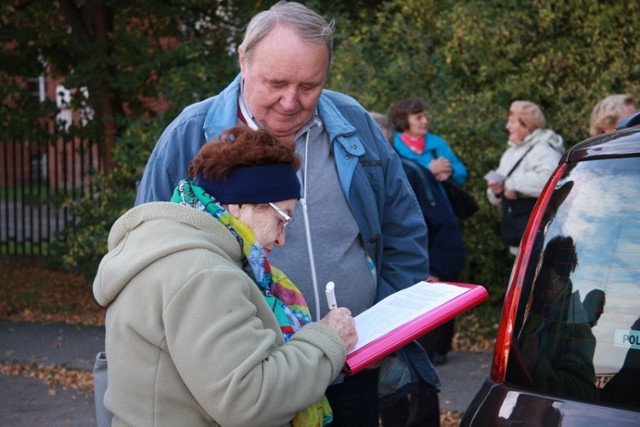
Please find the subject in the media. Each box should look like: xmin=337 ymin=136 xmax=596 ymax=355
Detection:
xmin=508 ymin=157 xmax=640 ymax=409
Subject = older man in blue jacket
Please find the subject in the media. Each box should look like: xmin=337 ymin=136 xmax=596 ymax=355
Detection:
xmin=135 ymin=2 xmax=438 ymax=425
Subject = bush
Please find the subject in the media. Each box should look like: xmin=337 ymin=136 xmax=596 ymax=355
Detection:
xmin=50 ymin=0 xmax=640 ymax=301
xmin=53 ymin=118 xmax=167 ymax=282
xmin=328 ymin=0 xmax=640 ymax=303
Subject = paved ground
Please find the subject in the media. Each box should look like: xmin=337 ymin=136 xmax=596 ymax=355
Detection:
xmin=0 ymin=321 xmax=104 ymax=427
xmin=436 ymin=350 xmax=492 ymax=413
xmin=0 ymin=320 xmax=491 ymax=426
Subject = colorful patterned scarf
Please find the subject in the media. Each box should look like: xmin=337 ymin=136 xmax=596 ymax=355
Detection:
xmin=171 ymin=179 xmax=332 ymax=426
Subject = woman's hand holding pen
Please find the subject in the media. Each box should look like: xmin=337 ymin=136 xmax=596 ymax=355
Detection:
xmin=319 ymin=308 xmax=358 ymax=352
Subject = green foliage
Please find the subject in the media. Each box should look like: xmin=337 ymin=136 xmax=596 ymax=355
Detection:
xmin=52 ymin=117 xmax=166 ymax=281
xmin=328 ymin=0 xmax=640 ymax=304
xmin=0 ymin=0 xmax=255 ymax=160
xmin=4 ymin=0 xmax=640 ymax=299
xmin=1 ymin=0 xmax=261 ymax=278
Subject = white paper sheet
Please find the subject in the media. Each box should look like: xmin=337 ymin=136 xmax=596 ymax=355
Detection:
xmin=349 ymin=281 xmax=468 ymax=353
xmin=483 ymin=170 xmax=505 ymax=183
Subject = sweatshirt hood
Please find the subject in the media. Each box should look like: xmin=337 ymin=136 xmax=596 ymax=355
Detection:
xmin=92 ymin=202 xmax=241 ymax=308
xmin=514 ymin=128 xmax=564 ymax=152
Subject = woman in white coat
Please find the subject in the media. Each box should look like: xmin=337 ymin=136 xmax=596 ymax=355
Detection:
xmin=486 ymin=100 xmax=564 ymax=255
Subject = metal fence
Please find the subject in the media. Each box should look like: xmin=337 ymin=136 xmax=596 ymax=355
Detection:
xmin=1 ymin=137 xmax=101 ymax=256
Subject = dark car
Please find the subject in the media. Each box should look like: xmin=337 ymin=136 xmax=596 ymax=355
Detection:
xmin=461 ymin=113 xmax=640 ymax=426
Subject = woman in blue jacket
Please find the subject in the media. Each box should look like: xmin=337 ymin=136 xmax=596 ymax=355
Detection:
xmin=388 ymin=97 xmax=469 ymax=196
xmin=388 ymin=99 xmax=469 ymax=364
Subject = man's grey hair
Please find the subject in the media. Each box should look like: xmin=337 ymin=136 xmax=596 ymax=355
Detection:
xmin=238 ymin=1 xmax=335 ymax=66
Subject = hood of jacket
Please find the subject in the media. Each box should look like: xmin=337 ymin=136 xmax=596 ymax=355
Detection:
xmin=93 ymin=202 xmax=242 ymax=308
xmin=510 ymin=128 xmax=564 ymax=152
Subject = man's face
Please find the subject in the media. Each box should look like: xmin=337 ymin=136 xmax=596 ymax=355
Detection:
xmin=240 ymin=25 xmax=329 ymax=143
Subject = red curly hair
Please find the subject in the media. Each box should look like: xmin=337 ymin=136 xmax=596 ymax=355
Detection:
xmin=188 ymin=125 xmax=300 ymax=180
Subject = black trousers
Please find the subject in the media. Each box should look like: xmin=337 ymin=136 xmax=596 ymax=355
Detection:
xmin=325 ymin=368 xmax=380 ymax=427
xmin=419 ymin=319 xmax=455 ymax=359
xmin=379 ymin=383 xmax=440 ymax=427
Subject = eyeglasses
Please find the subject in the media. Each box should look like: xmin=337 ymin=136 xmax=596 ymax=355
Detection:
xmin=269 ymin=202 xmax=293 ymax=231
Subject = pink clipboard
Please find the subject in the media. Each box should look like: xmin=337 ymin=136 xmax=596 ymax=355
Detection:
xmin=343 ymin=282 xmax=489 ymax=375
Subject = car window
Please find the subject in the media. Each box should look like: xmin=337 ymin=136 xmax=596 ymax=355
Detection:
xmin=507 ymin=156 xmax=640 ymax=409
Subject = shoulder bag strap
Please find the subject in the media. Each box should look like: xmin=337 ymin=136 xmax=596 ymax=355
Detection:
xmin=505 ymin=145 xmax=535 ymax=178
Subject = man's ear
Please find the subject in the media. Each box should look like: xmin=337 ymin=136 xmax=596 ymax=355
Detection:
xmin=238 ymin=50 xmax=246 ymax=75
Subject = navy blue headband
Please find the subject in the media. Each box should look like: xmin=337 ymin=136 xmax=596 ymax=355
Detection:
xmin=195 ymin=164 xmax=300 ymax=204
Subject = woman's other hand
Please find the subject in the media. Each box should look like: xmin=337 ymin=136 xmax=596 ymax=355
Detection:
xmin=503 ymin=188 xmax=517 ymax=200
xmin=319 ymin=307 xmax=358 ymax=352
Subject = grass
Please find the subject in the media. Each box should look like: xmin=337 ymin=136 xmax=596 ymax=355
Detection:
xmin=0 ymin=264 xmax=105 ymax=325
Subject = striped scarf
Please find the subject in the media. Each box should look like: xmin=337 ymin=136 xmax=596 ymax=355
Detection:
xmin=171 ymin=179 xmax=332 ymax=426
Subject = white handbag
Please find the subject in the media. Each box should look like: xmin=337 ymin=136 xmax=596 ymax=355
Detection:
xmin=93 ymin=351 xmax=113 ymax=427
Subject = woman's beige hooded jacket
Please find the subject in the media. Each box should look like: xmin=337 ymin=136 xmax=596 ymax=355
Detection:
xmin=93 ymin=202 xmax=346 ymax=427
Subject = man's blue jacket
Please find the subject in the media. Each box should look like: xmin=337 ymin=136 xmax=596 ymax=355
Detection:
xmin=135 ymin=74 xmax=438 ymax=388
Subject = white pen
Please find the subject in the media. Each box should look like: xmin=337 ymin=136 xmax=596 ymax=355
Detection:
xmin=325 ymin=281 xmax=338 ymax=310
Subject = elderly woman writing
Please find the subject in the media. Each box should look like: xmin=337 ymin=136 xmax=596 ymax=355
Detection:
xmin=93 ymin=125 xmax=357 ymax=427
xmin=486 ymin=101 xmax=564 ymax=254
